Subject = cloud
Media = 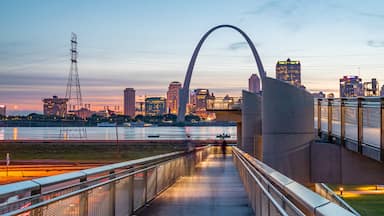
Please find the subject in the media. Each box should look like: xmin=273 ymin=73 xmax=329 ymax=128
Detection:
xmin=228 ymin=42 xmax=249 ymax=51
xmin=359 ymin=12 xmax=384 ymax=19
xmin=367 ymin=40 xmax=384 ymax=48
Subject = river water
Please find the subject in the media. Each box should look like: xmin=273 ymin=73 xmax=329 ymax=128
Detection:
xmin=0 ymin=126 xmax=236 ymax=140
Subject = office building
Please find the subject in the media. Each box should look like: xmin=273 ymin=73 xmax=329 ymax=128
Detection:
xmin=276 ymin=58 xmax=301 ymax=87
xmin=166 ymin=81 xmax=182 ymax=114
xmin=124 ymin=88 xmax=136 ymax=117
xmin=248 ymin=74 xmax=260 ymax=93
xmin=145 ymin=97 xmax=167 ymax=116
xmin=363 ymin=78 xmax=379 ymax=96
xmin=135 ymin=95 xmax=146 ymax=116
xmin=381 ymin=85 xmax=384 ymax=96
xmin=0 ymin=105 xmax=6 ymax=116
xmin=190 ymin=89 xmax=214 ymax=112
xmin=339 ymin=76 xmax=363 ymax=97
xmin=42 ymin=96 xmax=68 ymax=117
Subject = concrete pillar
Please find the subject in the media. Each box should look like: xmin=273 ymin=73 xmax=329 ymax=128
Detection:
xmin=262 ymin=77 xmax=314 ymax=184
xmin=241 ymin=90 xmax=262 ymax=159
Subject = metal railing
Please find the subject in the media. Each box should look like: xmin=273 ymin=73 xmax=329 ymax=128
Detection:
xmin=232 ymin=147 xmax=357 ymax=216
xmin=315 ymin=97 xmax=384 ymax=162
xmin=0 ymin=147 xmax=210 ymax=216
xmin=314 ymin=183 xmax=360 ymax=216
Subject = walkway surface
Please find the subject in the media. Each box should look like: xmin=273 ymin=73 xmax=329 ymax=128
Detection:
xmin=138 ymin=154 xmax=253 ymax=216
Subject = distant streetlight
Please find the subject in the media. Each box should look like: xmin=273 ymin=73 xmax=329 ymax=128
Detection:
xmin=339 ymin=187 xmax=344 ymax=196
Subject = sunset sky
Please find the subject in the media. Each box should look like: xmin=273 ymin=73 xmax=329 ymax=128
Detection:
xmin=1 ymin=0 xmax=384 ymax=115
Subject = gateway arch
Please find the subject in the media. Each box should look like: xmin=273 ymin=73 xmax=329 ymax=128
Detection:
xmin=177 ymin=24 xmax=266 ymax=122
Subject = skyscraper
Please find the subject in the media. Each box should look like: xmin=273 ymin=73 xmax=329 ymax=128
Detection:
xmin=145 ymin=97 xmax=167 ymax=116
xmin=339 ymin=76 xmax=363 ymax=97
xmin=42 ymin=96 xmax=68 ymax=117
xmin=248 ymin=74 xmax=260 ymax=93
xmin=0 ymin=105 xmax=6 ymax=116
xmin=166 ymin=81 xmax=182 ymax=114
xmin=276 ymin=58 xmax=301 ymax=87
xmin=363 ymin=78 xmax=379 ymax=96
xmin=124 ymin=88 xmax=136 ymax=117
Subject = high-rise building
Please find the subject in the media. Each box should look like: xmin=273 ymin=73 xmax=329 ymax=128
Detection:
xmin=42 ymin=96 xmax=69 ymax=117
xmin=339 ymin=75 xmax=363 ymax=97
xmin=363 ymin=78 xmax=379 ymax=96
xmin=145 ymin=97 xmax=167 ymax=116
xmin=248 ymin=74 xmax=260 ymax=93
xmin=166 ymin=81 xmax=182 ymax=114
xmin=124 ymin=88 xmax=136 ymax=117
xmin=276 ymin=58 xmax=301 ymax=87
xmin=0 ymin=105 xmax=6 ymax=116
xmin=381 ymin=85 xmax=384 ymax=96
xmin=190 ymin=89 xmax=211 ymax=112
xmin=135 ymin=95 xmax=146 ymax=116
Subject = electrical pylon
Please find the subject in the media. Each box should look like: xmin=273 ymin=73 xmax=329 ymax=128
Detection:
xmin=61 ymin=33 xmax=87 ymax=139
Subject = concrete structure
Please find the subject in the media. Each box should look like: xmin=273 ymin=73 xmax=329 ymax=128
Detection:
xmin=166 ymin=81 xmax=182 ymax=114
xmin=276 ymin=58 xmax=301 ymax=87
xmin=381 ymin=85 xmax=384 ymax=96
xmin=363 ymin=78 xmax=379 ymax=96
xmin=177 ymin=24 xmax=266 ymax=122
xmin=145 ymin=97 xmax=167 ymax=116
xmin=248 ymin=74 xmax=260 ymax=93
xmin=241 ymin=90 xmax=262 ymax=159
xmin=339 ymin=75 xmax=363 ymax=97
xmin=42 ymin=96 xmax=68 ymax=117
xmin=0 ymin=105 xmax=5 ymax=116
xmin=262 ymin=77 xmax=314 ymax=184
xmin=124 ymin=88 xmax=135 ymax=117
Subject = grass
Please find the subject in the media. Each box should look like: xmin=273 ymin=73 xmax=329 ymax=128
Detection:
xmin=328 ymin=184 xmax=384 ymax=216
xmin=0 ymin=143 xmax=181 ymax=163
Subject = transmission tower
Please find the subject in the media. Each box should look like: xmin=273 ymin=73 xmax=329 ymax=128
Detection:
xmin=61 ymin=33 xmax=87 ymax=139
xmin=66 ymin=33 xmax=83 ymax=111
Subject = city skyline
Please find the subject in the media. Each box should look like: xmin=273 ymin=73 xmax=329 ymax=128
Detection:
xmin=1 ymin=0 xmax=384 ymax=114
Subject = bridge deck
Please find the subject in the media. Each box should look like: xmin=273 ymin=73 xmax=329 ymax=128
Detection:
xmin=137 ymin=154 xmax=253 ymax=216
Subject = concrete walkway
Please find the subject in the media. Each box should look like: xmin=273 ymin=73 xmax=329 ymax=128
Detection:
xmin=137 ymin=154 xmax=253 ymax=216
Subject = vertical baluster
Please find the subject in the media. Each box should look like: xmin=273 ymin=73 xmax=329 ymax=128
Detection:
xmin=328 ymin=98 xmax=333 ymax=142
xmin=358 ymin=98 xmax=363 ymax=153
xmin=341 ymin=98 xmax=346 ymax=147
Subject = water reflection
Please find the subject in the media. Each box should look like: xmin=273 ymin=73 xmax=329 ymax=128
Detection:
xmin=0 ymin=128 xmax=4 ymax=140
xmin=13 ymin=128 xmax=18 ymax=140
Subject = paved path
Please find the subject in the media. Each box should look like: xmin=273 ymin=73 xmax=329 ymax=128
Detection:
xmin=138 ymin=154 xmax=253 ymax=216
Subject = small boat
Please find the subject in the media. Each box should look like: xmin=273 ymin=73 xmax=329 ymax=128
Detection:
xmin=97 ymin=122 xmax=117 ymax=127
xmin=148 ymin=135 xmax=160 ymax=138
xmin=216 ymin=133 xmax=231 ymax=138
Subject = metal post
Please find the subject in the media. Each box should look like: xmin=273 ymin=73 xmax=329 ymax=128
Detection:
xmin=381 ymin=98 xmax=384 ymax=161
xmin=129 ymin=175 xmax=134 ymax=215
xmin=328 ymin=99 xmax=333 ymax=142
xmin=358 ymin=98 xmax=363 ymax=153
xmin=79 ymin=176 xmax=88 ymax=216
xmin=109 ymin=171 xmax=116 ymax=216
xmin=144 ymin=170 xmax=148 ymax=204
xmin=340 ymin=99 xmax=346 ymax=146
xmin=317 ymin=98 xmax=321 ymax=136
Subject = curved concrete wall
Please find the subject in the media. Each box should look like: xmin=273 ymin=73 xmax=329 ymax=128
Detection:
xmin=241 ymin=90 xmax=262 ymax=159
xmin=262 ymin=77 xmax=314 ymax=184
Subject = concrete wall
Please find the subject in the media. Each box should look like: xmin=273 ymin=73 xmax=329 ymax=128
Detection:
xmin=241 ymin=90 xmax=262 ymax=159
xmin=311 ymin=142 xmax=384 ymax=184
xmin=262 ymin=77 xmax=315 ymax=184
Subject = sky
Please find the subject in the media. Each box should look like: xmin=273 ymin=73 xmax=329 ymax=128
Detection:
xmin=1 ymin=0 xmax=384 ymax=115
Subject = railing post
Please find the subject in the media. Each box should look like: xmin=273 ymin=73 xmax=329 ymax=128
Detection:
xmin=129 ymin=175 xmax=134 ymax=215
xmin=328 ymin=98 xmax=333 ymax=142
xmin=381 ymin=98 xmax=384 ymax=161
xmin=109 ymin=170 xmax=116 ymax=216
xmin=340 ymin=98 xmax=346 ymax=147
xmin=144 ymin=170 xmax=148 ymax=204
xmin=79 ymin=176 xmax=88 ymax=216
xmin=358 ymin=98 xmax=363 ymax=153
xmin=317 ymin=98 xmax=321 ymax=137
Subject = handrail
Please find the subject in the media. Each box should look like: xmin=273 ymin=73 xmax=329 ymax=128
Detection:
xmin=0 ymin=146 xmax=211 ymax=215
xmin=233 ymin=147 xmax=357 ymax=216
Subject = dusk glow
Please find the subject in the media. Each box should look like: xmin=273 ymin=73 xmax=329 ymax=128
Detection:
xmin=1 ymin=0 xmax=384 ymax=114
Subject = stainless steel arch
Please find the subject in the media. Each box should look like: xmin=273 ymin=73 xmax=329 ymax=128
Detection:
xmin=177 ymin=24 xmax=266 ymax=122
